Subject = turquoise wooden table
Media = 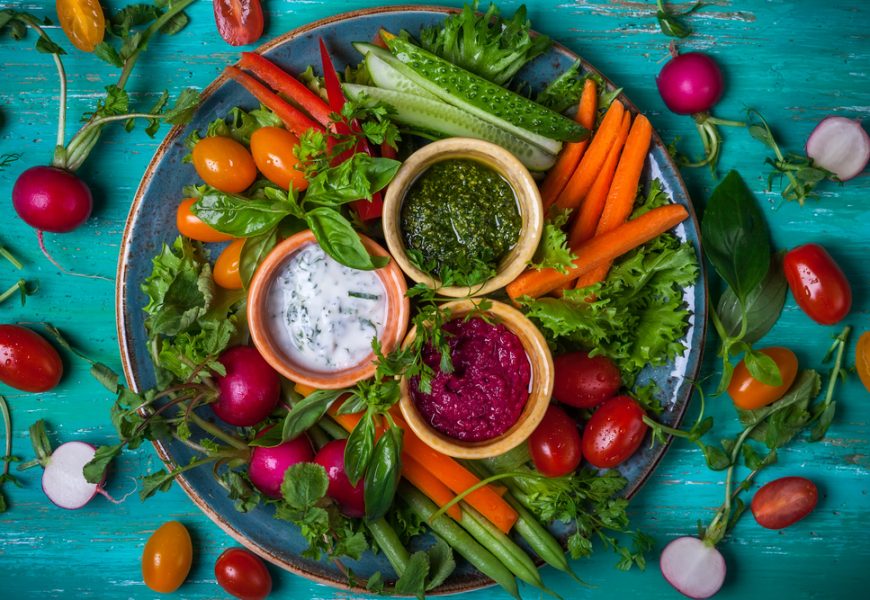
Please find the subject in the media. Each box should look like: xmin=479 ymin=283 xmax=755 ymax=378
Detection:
xmin=1 ymin=1 xmax=868 ymax=598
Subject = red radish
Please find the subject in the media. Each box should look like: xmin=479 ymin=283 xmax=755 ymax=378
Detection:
xmin=314 ymin=440 xmax=365 ymax=518
xmin=660 ymin=536 xmax=726 ymax=599
xmin=41 ymin=441 xmax=129 ymax=509
xmin=12 ymin=166 xmax=93 ymax=232
xmin=212 ymin=346 xmax=281 ymax=427
xmin=805 ymin=116 xmax=870 ymax=180
xmin=248 ymin=432 xmax=314 ymax=498
xmin=656 ymin=52 xmax=724 ymax=115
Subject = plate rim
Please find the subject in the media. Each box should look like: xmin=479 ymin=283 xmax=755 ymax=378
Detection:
xmin=114 ymin=4 xmax=708 ymax=595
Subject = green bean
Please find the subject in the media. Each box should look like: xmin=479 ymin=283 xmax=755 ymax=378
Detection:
xmin=460 ymin=504 xmax=545 ymax=589
xmin=319 ymin=415 xmax=349 ymax=440
xmin=366 ymin=517 xmax=411 ymax=578
xmin=306 ymin=423 xmax=330 ymax=450
xmin=399 ymin=484 xmax=520 ymax=600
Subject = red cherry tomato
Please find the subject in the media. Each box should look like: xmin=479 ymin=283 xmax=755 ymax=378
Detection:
xmin=176 ymin=198 xmax=234 ymax=242
xmin=783 ymin=243 xmax=851 ymax=325
xmin=0 ymin=325 xmax=63 ymax=392
xmin=528 ymin=404 xmax=582 ymax=477
xmin=552 ymin=351 xmax=621 ymax=409
xmin=250 ymin=127 xmax=309 ymax=192
xmin=751 ymin=476 xmax=818 ymax=530
xmin=192 ymin=136 xmax=257 ymax=194
xmin=582 ymin=396 xmax=648 ymax=469
xmin=728 ymin=347 xmax=799 ymax=410
xmin=142 ymin=521 xmax=193 ymax=593
xmin=215 ymin=547 xmax=272 ymax=600
xmin=212 ymin=0 xmax=264 ymax=46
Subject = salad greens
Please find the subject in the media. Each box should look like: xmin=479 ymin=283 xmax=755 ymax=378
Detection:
xmin=530 ymin=209 xmax=576 ymax=273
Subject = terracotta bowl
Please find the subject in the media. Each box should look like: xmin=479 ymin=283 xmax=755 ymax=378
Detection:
xmin=247 ymin=230 xmax=409 ymax=389
xmin=398 ymin=299 xmax=554 ymax=459
xmin=382 ymin=138 xmax=544 ymax=298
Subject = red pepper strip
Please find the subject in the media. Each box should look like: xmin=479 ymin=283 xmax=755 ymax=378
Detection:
xmin=237 ymin=52 xmax=333 ymax=127
xmin=318 ymin=38 xmax=384 ymax=220
xmin=224 ymin=66 xmax=324 ymax=138
xmin=380 ymin=142 xmax=397 ymax=159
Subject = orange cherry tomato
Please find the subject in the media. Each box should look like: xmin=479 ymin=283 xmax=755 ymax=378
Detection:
xmin=176 ymin=198 xmax=234 ymax=243
xmin=728 ymin=347 xmax=798 ymax=410
xmin=857 ymin=332 xmax=870 ymax=394
xmin=250 ymin=127 xmax=309 ymax=192
xmin=141 ymin=521 xmax=193 ymax=593
xmin=56 ymin=0 xmax=105 ymax=52
xmin=214 ymin=239 xmax=245 ymax=289
xmin=192 ymin=136 xmax=257 ymax=194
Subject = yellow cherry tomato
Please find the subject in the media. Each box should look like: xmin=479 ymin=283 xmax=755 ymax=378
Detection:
xmin=141 ymin=521 xmax=192 ymax=593
xmin=214 ymin=239 xmax=245 ymax=290
xmin=728 ymin=347 xmax=799 ymax=410
xmin=192 ymin=136 xmax=257 ymax=194
xmin=56 ymin=0 xmax=105 ymax=52
xmin=250 ymin=126 xmax=309 ymax=191
xmin=176 ymin=198 xmax=234 ymax=243
xmin=857 ymin=331 xmax=870 ymax=394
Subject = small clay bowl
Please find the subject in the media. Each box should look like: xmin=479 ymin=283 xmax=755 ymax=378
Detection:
xmin=382 ymin=138 xmax=544 ymax=298
xmin=247 ymin=230 xmax=410 ymax=389
xmin=398 ymin=299 xmax=554 ymax=459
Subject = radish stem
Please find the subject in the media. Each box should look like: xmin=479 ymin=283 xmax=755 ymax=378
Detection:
xmin=187 ymin=410 xmax=249 ymax=451
xmin=0 ymin=246 xmax=23 ymax=270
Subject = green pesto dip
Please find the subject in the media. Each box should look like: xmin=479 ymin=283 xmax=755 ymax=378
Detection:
xmin=400 ymin=159 xmax=521 ymax=283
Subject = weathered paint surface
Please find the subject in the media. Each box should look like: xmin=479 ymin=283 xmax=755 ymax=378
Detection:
xmin=0 ymin=1 xmax=868 ymax=599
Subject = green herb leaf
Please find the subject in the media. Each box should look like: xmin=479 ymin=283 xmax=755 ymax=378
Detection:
xmin=162 ymin=88 xmax=200 ymax=125
xmin=395 ymin=551 xmax=430 ymax=598
xmin=425 ymin=538 xmax=455 ymax=590
xmin=364 ymin=426 xmax=403 ymax=521
xmin=744 ymin=348 xmax=782 ymax=387
xmin=531 ymin=209 xmax=576 ymax=273
xmin=281 ymin=463 xmax=329 ymax=509
xmin=344 ymin=412 xmax=375 ymax=486
xmin=239 ymin=227 xmax=279 ymax=288
xmin=702 ymin=443 xmax=732 ymax=470
xmin=305 ymin=207 xmax=388 ymax=271
xmin=140 ymin=468 xmax=175 ymax=499
xmin=717 ymin=255 xmax=787 ymax=344
xmin=192 ymin=190 xmax=292 ymax=238
xmin=83 ymin=444 xmax=123 ymax=484
xmin=304 ymin=155 xmax=400 ymax=208
xmin=281 ymin=389 xmax=346 ymax=442
xmin=701 ymin=170 xmax=771 ymax=303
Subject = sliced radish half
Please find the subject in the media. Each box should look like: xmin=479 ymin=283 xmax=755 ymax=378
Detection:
xmin=660 ymin=536 xmax=726 ymax=599
xmin=805 ymin=116 xmax=870 ymax=181
xmin=42 ymin=441 xmax=101 ymax=510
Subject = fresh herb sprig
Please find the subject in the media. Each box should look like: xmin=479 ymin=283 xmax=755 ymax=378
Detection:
xmin=655 ymin=0 xmax=703 ymax=39
xmin=0 ymin=396 xmax=22 ymax=513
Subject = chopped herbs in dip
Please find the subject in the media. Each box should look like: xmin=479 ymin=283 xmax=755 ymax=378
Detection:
xmin=401 ymin=158 xmax=521 ymax=284
xmin=266 ymin=243 xmax=387 ymax=372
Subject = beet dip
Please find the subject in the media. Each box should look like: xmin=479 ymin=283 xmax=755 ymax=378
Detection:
xmin=410 ymin=317 xmax=531 ymax=442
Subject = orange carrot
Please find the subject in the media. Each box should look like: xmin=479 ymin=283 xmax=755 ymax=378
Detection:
xmin=401 ymin=455 xmax=463 ymax=520
xmin=569 ymin=110 xmax=633 ymax=248
xmin=540 ymin=79 xmax=598 ymax=208
xmin=553 ymin=101 xmax=625 ymax=211
xmin=574 ymin=114 xmax=653 ymax=289
xmin=506 ymin=204 xmax=689 ymax=299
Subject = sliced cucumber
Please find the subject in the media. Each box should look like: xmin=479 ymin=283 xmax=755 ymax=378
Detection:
xmin=381 ymin=34 xmax=587 ymax=151
xmin=343 ymin=83 xmax=558 ymax=171
xmin=360 ymin=47 xmax=438 ymax=99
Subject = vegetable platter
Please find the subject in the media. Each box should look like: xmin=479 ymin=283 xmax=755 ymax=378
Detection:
xmin=115 ymin=5 xmax=704 ymax=595
xmin=2 ymin=2 xmax=869 ymax=600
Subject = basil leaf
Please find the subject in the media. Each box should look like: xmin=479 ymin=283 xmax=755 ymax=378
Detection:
xmin=701 ymin=170 xmax=771 ymax=302
xmin=305 ymin=155 xmax=400 ymax=207
xmin=364 ymin=426 xmax=403 ymax=521
xmin=239 ymin=227 xmax=278 ymax=288
xmin=337 ymin=393 xmax=368 ymax=415
xmin=192 ymin=190 xmax=291 ymax=237
xmin=305 ymin=207 xmax=388 ymax=270
xmin=281 ymin=389 xmax=346 ymax=442
xmin=344 ymin=413 xmax=375 ymax=486
xmin=744 ymin=349 xmax=782 ymax=387
xmin=717 ymin=256 xmax=787 ymax=344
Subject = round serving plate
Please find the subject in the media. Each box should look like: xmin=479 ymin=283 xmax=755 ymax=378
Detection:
xmin=115 ymin=5 xmax=707 ymax=595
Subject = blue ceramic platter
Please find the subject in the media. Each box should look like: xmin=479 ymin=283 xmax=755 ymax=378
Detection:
xmin=116 ymin=5 xmax=707 ymax=594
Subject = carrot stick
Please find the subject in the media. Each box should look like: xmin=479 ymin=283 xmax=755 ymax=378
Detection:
xmin=401 ymin=455 xmax=463 ymax=520
xmin=569 ymin=110 xmax=633 ymax=248
xmin=540 ymin=78 xmax=598 ymax=209
xmin=224 ymin=66 xmax=324 ymax=138
xmin=574 ymin=114 xmax=653 ymax=289
xmin=553 ymin=101 xmax=625 ymax=211
xmin=237 ymin=52 xmax=333 ymax=127
xmin=506 ymin=203 xmax=689 ymax=299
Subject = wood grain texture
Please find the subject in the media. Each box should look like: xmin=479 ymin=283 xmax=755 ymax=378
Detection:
xmin=1 ymin=1 xmax=868 ymax=598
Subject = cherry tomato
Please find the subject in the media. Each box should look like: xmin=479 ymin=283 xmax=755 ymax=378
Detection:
xmin=215 ymin=547 xmax=272 ymax=600
xmin=250 ymin=127 xmax=309 ymax=192
xmin=783 ymin=243 xmax=852 ymax=325
xmin=751 ymin=476 xmax=818 ymax=530
xmin=552 ymin=351 xmax=621 ymax=409
xmin=56 ymin=0 xmax=105 ymax=52
xmin=728 ymin=347 xmax=798 ymax=410
xmin=192 ymin=136 xmax=257 ymax=194
xmin=582 ymin=395 xmax=647 ymax=469
xmin=213 ymin=0 xmax=264 ymax=46
xmin=142 ymin=521 xmax=193 ymax=593
xmin=0 ymin=325 xmax=63 ymax=392
xmin=857 ymin=331 xmax=870 ymax=394
xmin=528 ymin=404 xmax=582 ymax=477
xmin=176 ymin=198 xmax=234 ymax=242
xmin=214 ymin=239 xmax=245 ymax=290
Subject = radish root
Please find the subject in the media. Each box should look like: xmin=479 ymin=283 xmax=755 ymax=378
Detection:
xmin=37 ymin=231 xmax=112 ymax=282
xmin=96 ymin=477 xmax=137 ymax=504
